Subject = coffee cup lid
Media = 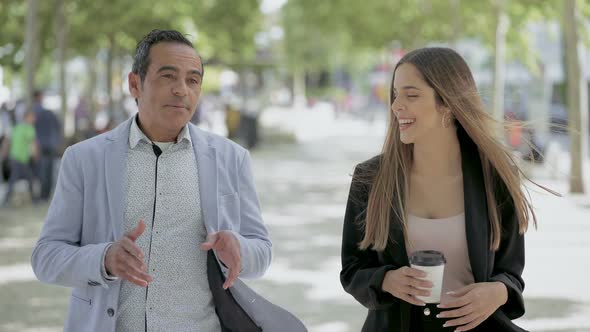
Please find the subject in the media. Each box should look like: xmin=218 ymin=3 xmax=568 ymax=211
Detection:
xmin=409 ymin=250 xmax=446 ymax=266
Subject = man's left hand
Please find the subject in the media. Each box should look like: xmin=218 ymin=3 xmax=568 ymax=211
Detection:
xmin=200 ymin=231 xmax=241 ymax=289
xmin=437 ymin=282 xmax=508 ymax=331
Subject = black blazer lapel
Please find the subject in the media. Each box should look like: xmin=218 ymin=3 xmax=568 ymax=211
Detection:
xmin=207 ymin=250 xmax=262 ymax=332
xmin=387 ymin=210 xmax=412 ymax=331
xmin=458 ymin=128 xmax=489 ymax=283
xmin=207 ymin=250 xmax=308 ymax=332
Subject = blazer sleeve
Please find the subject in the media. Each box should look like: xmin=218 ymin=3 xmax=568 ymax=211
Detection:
xmin=489 ymin=184 xmax=526 ymax=320
xmin=230 ymin=150 xmax=272 ymax=279
xmin=31 ymin=147 xmax=113 ymax=289
xmin=340 ymin=165 xmax=399 ymax=310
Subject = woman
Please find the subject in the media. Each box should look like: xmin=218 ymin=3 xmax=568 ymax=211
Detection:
xmin=340 ymin=47 xmax=546 ymax=331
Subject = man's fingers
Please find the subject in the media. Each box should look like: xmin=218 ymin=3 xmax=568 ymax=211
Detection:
xmin=121 ymin=271 xmax=151 ymax=288
xmin=205 ymin=231 xmax=241 ymax=289
xmin=117 ymin=259 xmax=153 ymax=285
xmin=126 ymin=267 xmax=153 ymax=284
xmin=120 ymin=252 xmax=147 ymax=273
xmin=112 ymin=251 xmax=150 ymax=276
xmin=200 ymin=233 xmax=219 ymax=250
xmin=222 ymin=254 xmax=241 ymax=289
xmin=200 ymin=242 xmax=214 ymax=250
xmin=125 ymin=219 xmax=146 ymax=242
xmin=206 ymin=233 xmax=219 ymax=245
xmin=120 ymin=238 xmax=145 ymax=261
xmin=223 ymin=266 xmax=239 ymax=289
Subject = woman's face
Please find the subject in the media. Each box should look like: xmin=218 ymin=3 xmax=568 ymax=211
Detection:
xmin=391 ymin=63 xmax=446 ymax=145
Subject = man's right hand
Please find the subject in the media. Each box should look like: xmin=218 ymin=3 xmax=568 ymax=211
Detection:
xmin=105 ymin=220 xmax=153 ymax=287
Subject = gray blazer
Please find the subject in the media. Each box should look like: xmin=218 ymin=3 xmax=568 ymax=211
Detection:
xmin=31 ymin=117 xmax=273 ymax=332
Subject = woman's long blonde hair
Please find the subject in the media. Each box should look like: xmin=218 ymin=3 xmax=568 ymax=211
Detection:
xmin=359 ymin=47 xmax=547 ymax=252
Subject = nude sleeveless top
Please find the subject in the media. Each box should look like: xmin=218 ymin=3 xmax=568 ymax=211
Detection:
xmin=406 ymin=213 xmax=475 ymax=303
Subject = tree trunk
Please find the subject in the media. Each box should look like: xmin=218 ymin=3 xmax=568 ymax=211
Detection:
xmin=492 ymin=0 xmax=509 ymax=136
xmin=450 ymin=0 xmax=461 ymax=48
xmin=528 ymin=61 xmax=551 ymax=146
xmin=563 ymin=0 xmax=588 ymax=193
xmin=24 ymin=0 xmax=38 ymax=114
xmin=118 ymin=53 xmax=126 ymax=115
xmin=107 ymin=33 xmax=115 ymax=122
xmin=293 ymin=67 xmax=306 ymax=109
xmin=87 ymin=55 xmax=98 ymax=128
xmin=56 ymin=0 xmax=67 ymax=134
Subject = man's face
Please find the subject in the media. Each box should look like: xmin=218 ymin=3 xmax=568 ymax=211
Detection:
xmin=128 ymin=42 xmax=203 ymax=137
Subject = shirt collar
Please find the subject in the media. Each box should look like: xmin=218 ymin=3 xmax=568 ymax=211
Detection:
xmin=129 ymin=114 xmax=192 ymax=149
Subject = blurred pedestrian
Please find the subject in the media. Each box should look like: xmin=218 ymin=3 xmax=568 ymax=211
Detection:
xmin=74 ymin=96 xmax=90 ymax=134
xmin=1 ymin=110 xmax=38 ymax=207
xmin=0 ymin=102 xmax=12 ymax=182
xmin=239 ymin=71 xmax=263 ymax=149
xmin=340 ymin=47 xmax=554 ymax=332
xmin=32 ymin=90 xmax=62 ymax=201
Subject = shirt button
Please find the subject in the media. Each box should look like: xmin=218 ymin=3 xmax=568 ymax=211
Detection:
xmin=107 ymin=308 xmax=115 ymax=317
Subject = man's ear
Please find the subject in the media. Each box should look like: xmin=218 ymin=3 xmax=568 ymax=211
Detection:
xmin=128 ymin=72 xmax=141 ymax=99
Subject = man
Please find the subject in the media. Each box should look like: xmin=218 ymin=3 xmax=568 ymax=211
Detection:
xmin=1 ymin=110 xmax=38 ymax=206
xmin=0 ymin=102 xmax=12 ymax=182
xmin=32 ymin=90 xmax=62 ymax=201
xmin=31 ymin=29 xmax=272 ymax=332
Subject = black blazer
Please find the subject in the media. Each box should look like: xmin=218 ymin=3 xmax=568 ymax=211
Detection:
xmin=340 ymin=127 xmax=527 ymax=332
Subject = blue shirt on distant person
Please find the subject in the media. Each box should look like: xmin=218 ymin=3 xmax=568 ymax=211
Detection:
xmin=33 ymin=103 xmax=61 ymax=151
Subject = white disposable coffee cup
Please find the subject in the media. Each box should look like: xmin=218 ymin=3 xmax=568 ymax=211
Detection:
xmin=409 ymin=250 xmax=446 ymax=304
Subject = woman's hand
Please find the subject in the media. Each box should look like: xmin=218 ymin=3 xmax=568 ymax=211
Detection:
xmin=382 ymin=266 xmax=433 ymax=306
xmin=437 ymin=282 xmax=508 ymax=331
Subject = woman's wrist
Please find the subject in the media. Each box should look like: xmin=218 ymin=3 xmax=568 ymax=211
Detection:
xmin=494 ymin=281 xmax=509 ymax=306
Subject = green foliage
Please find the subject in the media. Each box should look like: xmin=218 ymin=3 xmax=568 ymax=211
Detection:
xmin=279 ymin=0 xmax=584 ymax=74
xmin=0 ymin=0 xmax=263 ymax=83
xmin=197 ymin=0 xmax=262 ymax=65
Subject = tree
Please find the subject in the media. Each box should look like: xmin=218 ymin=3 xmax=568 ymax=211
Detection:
xmin=196 ymin=0 xmax=262 ymax=66
xmin=278 ymin=0 xmax=558 ymax=109
xmin=492 ymin=0 xmax=509 ymax=133
xmin=55 ymin=0 xmax=67 ymax=126
xmin=563 ymin=0 xmax=588 ymax=193
xmin=24 ymin=0 xmax=38 ymax=114
xmin=1 ymin=0 xmax=264 ymax=130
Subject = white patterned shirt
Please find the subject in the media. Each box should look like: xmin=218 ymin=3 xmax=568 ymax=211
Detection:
xmin=114 ymin=116 xmax=221 ymax=332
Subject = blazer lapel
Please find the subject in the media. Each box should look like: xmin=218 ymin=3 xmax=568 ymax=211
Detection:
xmin=104 ymin=118 xmax=132 ymax=239
xmin=388 ymin=211 xmax=412 ymax=331
xmin=190 ymin=125 xmax=218 ymax=234
xmin=458 ymin=128 xmax=489 ymax=283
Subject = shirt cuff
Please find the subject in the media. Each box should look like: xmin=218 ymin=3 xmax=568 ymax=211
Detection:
xmin=101 ymin=243 xmax=118 ymax=282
